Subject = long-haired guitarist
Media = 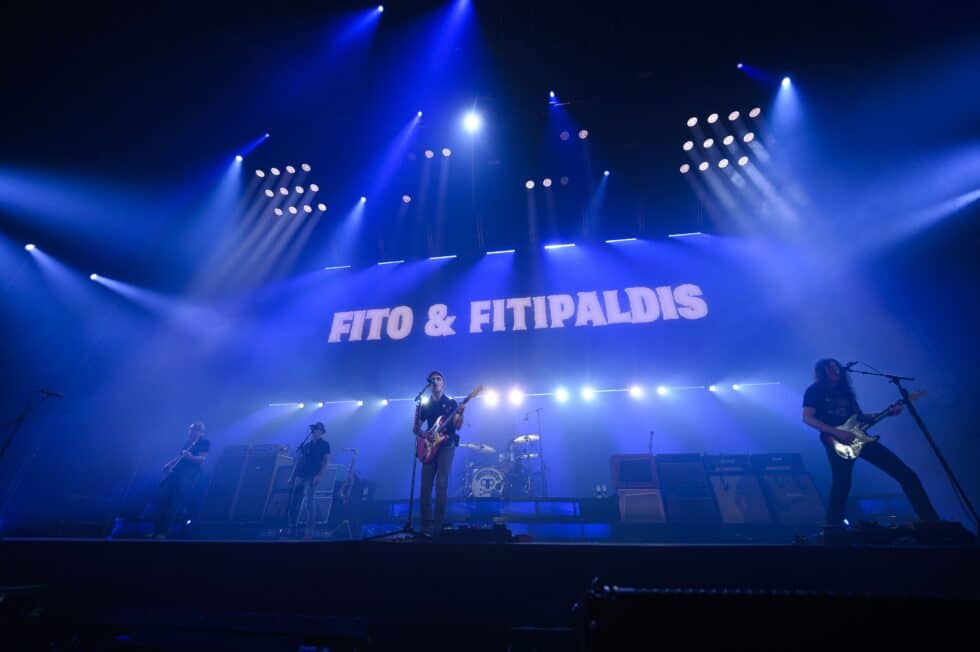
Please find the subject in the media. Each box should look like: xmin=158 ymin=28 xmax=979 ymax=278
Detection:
xmin=802 ymin=358 xmax=938 ymax=527
xmin=414 ymin=370 xmax=465 ymax=537
xmin=151 ymin=421 xmax=210 ymax=538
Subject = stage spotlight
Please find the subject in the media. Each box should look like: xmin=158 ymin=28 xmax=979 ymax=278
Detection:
xmin=737 ymin=62 xmax=744 ymax=69
xmin=271 ymin=167 xmax=281 ymax=176
xmin=682 ymin=140 xmax=694 ymax=151
xmin=542 ymin=178 xmax=552 ymax=188
xmin=718 ymin=158 xmax=729 ymax=169
xmin=603 ymin=170 xmax=610 ymax=177
xmin=255 ymin=169 xmax=265 ymax=178
xmin=299 ymin=403 xmax=305 ymax=409
xmin=560 ymin=131 xmax=570 ymax=141
xmin=279 ymin=187 xmax=288 ymax=195
xmin=578 ymin=129 xmax=589 ymax=140
xmin=781 ymin=76 xmax=791 ymax=87
xmin=264 ymin=190 xmax=274 ymax=199
xmin=441 ymin=147 xmax=452 ymax=157
xmin=581 ymin=386 xmax=595 ymax=401
xmin=402 ymin=194 xmax=412 ymax=203
xmin=508 ymin=388 xmax=525 ymax=406
xmin=309 ymin=183 xmax=319 ymax=192
xmin=303 ymin=205 xmax=312 ymax=213
xmin=235 ymin=155 xmax=243 ymax=162
xmin=698 ymin=162 xmax=709 ymax=172
xmin=708 ymin=385 xmax=718 ymax=393
xmin=629 ymin=385 xmax=644 ymax=399
xmin=743 ymin=132 xmax=755 ymax=143
xmin=484 ymin=389 xmax=500 ymax=407
xmin=525 ymin=180 xmax=535 ymax=189
xmin=380 ymin=399 xmax=389 ymax=406
xmin=703 ymin=138 xmax=714 ymax=148
xmin=295 ymin=186 xmax=305 ymax=193
xmin=738 ymin=156 xmax=749 ymax=166
xmin=377 ymin=5 xmax=384 ymax=12
xmin=274 ymin=208 xmax=283 ymax=216
xmin=723 ymin=135 xmax=734 ymax=146
xmin=555 ymin=387 xmax=569 ymax=403
xmin=288 ymin=206 xmax=298 ymax=214
xmin=656 ymin=385 xmax=669 ymax=396
xmin=749 ymin=107 xmax=761 ymax=118
xmin=317 ymin=402 xmax=325 ymax=408
xmin=301 ymin=163 xmax=311 ymax=172
xmin=360 ymin=196 xmax=367 ymax=203
xmin=424 ymin=149 xmax=434 ymax=159
xmin=25 ymin=243 xmax=36 ymax=251
xmin=462 ymin=111 xmax=483 ymax=134
xmin=680 ymin=163 xmax=690 ymax=174
xmin=317 ymin=203 xmax=327 ymax=212
xmin=707 ymin=113 xmax=719 ymax=124
xmin=89 ymin=273 xmax=99 ymax=281
xmin=417 ymin=110 xmax=423 ymax=117
xmin=687 ymin=116 xmax=698 ymax=127
xmin=549 ymin=90 xmax=556 ymax=99
xmin=286 ymin=165 xmax=296 ymax=174
xmin=728 ymin=110 xmax=740 ymax=121
xmin=560 ymin=176 xmax=569 ymax=185
xmin=356 ymin=400 xmax=364 ymax=407
xmin=732 ymin=384 xmax=741 ymax=391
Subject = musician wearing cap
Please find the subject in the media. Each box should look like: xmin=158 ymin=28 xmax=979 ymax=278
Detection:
xmin=414 ymin=370 xmax=464 ymax=537
xmin=286 ymin=421 xmax=331 ymax=540
xmin=152 ymin=421 xmax=210 ymax=538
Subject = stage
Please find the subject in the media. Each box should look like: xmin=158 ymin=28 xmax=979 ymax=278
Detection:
xmin=2 ymin=534 xmax=978 ymax=650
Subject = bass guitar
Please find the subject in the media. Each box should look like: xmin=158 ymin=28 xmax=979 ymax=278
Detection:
xmin=416 ymin=385 xmax=483 ymax=463
xmin=823 ymin=390 xmax=926 ymax=460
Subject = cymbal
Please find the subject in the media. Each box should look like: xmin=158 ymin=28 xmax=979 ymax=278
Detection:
xmin=460 ymin=442 xmax=496 ymax=453
xmin=512 ymin=433 xmax=540 ymax=443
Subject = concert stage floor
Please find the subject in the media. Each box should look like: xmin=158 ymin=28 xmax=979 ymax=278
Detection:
xmin=2 ymin=536 xmax=979 ymax=650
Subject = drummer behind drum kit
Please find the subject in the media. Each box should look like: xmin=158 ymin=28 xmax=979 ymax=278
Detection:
xmin=459 ymin=433 xmax=546 ymax=499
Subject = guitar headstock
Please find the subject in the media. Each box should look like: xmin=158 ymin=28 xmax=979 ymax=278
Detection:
xmin=464 ymin=384 xmax=484 ymax=402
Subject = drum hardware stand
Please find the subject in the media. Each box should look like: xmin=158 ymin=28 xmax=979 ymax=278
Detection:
xmin=361 ymin=381 xmax=431 ymax=542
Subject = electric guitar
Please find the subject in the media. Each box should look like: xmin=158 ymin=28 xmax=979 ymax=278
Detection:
xmin=162 ymin=449 xmax=187 ymax=474
xmin=416 ymin=385 xmax=483 ymax=463
xmin=823 ymin=390 xmax=926 ymax=460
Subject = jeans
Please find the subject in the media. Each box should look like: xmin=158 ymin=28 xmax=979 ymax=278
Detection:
xmin=420 ymin=444 xmax=455 ymax=534
xmin=287 ymin=476 xmax=318 ymax=538
xmin=153 ymin=471 xmax=197 ymax=536
xmin=824 ymin=440 xmax=939 ymax=526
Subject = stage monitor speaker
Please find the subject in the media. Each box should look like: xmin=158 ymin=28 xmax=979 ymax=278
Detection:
xmin=617 ymin=488 xmax=666 ymax=523
xmin=760 ymin=471 xmax=825 ymax=526
xmin=709 ymin=474 xmax=772 ymax=524
xmin=232 ymin=446 xmax=292 ymax=523
xmin=199 ymin=447 xmax=249 ymax=521
xmin=610 ymin=454 xmax=658 ymax=490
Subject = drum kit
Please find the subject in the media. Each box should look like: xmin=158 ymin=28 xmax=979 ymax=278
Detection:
xmin=459 ymin=433 xmax=545 ymax=499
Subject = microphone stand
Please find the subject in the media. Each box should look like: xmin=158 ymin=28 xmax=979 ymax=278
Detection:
xmin=849 ymin=366 xmax=980 ymax=536
xmin=362 ymin=381 xmax=431 ymax=541
xmin=0 ymin=390 xmax=59 ymax=517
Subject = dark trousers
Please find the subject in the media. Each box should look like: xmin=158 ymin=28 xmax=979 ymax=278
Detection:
xmin=824 ymin=440 xmax=939 ymax=526
xmin=420 ymin=443 xmax=455 ymax=533
xmin=287 ymin=476 xmax=317 ymax=538
xmin=153 ymin=472 xmax=196 ymax=536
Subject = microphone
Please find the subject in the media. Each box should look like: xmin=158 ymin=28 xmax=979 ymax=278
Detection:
xmin=36 ymin=389 xmax=63 ymax=398
xmin=842 ymin=361 xmax=858 ymax=371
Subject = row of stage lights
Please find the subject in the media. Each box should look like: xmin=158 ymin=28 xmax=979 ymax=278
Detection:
xmin=270 ymin=382 xmax=781 ymax=410
xmin=680 ymin=107 xmax=762 ymax=175
xmin=526 ymin=169 xmax=608 ymax=190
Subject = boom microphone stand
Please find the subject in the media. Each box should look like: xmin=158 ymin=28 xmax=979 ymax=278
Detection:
xmin=362 ymin=381 xmax=431 ymax=541
xmin=849 ymin=364 xmax=980 ymax=536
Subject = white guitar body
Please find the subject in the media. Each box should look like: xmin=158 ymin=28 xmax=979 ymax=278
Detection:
xmin=829 ymin=415 xmax=879 ymax=460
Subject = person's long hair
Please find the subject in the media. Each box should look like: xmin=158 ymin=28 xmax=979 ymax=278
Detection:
xmin=813 ymin=358 xmax=856 ymax=402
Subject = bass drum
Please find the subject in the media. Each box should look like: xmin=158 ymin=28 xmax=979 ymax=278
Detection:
xmin=470 ymin=467 xmax=504 ymax=498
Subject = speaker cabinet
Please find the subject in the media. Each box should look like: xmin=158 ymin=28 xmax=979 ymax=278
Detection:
xmin=618 ymin=489 xmax=666 ymax=523
xmin=759 ymin=472 xmax=825 ymax=526
xmin=657 ymin=454 xmax=720 ymax=525
xmin=199 ymin=447 xmax=249 ymax=521
xmin=709 ymin=474 xmax=772 ymax=524
xmin=232 ymin=446 xmax=292 ymax=523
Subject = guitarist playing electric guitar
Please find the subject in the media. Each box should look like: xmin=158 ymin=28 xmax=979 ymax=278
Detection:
xmin=413 ymin=371 xmax=479 ymax=537
xmin=150 ymin=421 xmax=210 ymax=538
xmin=802 ymin=358 xmax=939 ymax=528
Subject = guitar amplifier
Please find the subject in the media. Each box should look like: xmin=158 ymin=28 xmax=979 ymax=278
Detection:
xmin=617 ymin=489 xmax=666 ymax=523
xmin=759 ymin=471 xmax=825 ymax=526
xmin=703 ymin=454 xmax=753 ymax=474
xmin=199 ymin=447 xmax=250 ymax=521
xmin=232 ymin=447 xmax=293 ymax=523
xmin=610 ymin=454 xmax=659 ymax=490
xmin=709 ymin=474 xmax=772 ymax=524
xmin=656 ymin=454 xmax=720 ymax=526
xmin=750 ymin=453 xmax=805 ymax=473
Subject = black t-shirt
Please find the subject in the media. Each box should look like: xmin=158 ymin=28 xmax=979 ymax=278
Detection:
xmin=295 ymin=437 xmax=331 ymax=478
xmin=420 ymin=394 xmax=460 ymax=447
xmin=803 ymin=382 xmax=860 ymax=428
xmin=171 ymin=437 xmax=210 ymax=477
